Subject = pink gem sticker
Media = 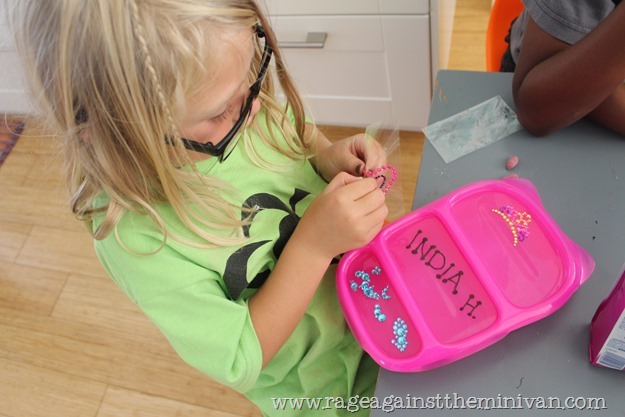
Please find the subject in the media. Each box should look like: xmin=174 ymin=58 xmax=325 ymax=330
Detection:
xmin=492 ymin=205 xmax=532 ymax=247
xmin=364 ymin=165 xmax=397 ymax=194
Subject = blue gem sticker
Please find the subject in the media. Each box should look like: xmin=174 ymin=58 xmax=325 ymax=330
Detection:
xmin=374 ymin=304 xmax=387 ymax=322
xmin=360 ymin=281 xmax=380 ymax=300
xmin=350 ymin=267 xmax=386 ymax=300
xmin=381 ymin=286 xmax=391 ymax=300
xmin=392 ymin=318 xmax=409 ymax=352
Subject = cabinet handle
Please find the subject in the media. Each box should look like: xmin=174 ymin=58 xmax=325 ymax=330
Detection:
xmin=277 ymin=32 xmax=327 ymax=49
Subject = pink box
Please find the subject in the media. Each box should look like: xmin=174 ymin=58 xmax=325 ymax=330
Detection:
xmin=336 ymin=179 xmax=594 ymax=372
xmin=589 ymin=266 xmax=625 ymax=370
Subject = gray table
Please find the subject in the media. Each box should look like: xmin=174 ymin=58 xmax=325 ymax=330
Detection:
xmin=371 ymin=70 xmax=625 ymax=416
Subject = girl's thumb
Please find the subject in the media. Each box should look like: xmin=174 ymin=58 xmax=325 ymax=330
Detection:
xmin=324 ymin=172 xmax=361 ymax=193
xmin=343 ymin=154 xmax=366 ymax=176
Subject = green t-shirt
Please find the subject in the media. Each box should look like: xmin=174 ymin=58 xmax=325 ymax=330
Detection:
xmin=93 ymin=117 xmax=378 ymax=416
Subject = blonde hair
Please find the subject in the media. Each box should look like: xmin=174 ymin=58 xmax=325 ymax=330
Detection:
xmin=12 ymin=0 xmax=309 ymax=250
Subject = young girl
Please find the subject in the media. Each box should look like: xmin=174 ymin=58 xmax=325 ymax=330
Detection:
xmin=13 ymin=0 xmax=388 ymax=415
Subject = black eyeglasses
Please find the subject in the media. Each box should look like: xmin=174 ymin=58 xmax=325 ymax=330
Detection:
xmin=179 ymin=25 xmax=273 ymax=161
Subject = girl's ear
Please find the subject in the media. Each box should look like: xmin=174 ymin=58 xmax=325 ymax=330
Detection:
xmin=78 ymin=126 xmax=93 ymax=145
xmin=247 ymin=98 xmax=262 ymax=126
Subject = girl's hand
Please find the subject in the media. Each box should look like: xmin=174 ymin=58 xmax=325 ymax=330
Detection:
xmin=249 ymin=172 xmax=386 ymax=368
xmin=315 ymin=134 xmax=387 ymax=182
xmin=291 ymin=172 xmax=388 ymax=261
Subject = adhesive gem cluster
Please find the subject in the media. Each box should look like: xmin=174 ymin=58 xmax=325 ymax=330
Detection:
xmin=349 ymin=265 xmax=409 ymax=353
xmin=492 ymin=205 xmax=532 ymax=246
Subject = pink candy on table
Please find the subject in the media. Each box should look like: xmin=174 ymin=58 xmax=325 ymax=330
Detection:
xmin=506 ymin=155 xmax=519 ymax=170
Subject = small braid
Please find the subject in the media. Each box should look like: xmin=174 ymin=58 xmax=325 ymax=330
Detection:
xmin=128 ymin=0 xmax=180 ymax=142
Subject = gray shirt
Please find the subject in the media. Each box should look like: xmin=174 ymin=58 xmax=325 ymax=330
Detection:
xmin=509 ymin=0 xmax=617 ymax=62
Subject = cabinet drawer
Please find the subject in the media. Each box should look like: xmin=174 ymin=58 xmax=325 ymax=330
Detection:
xmin=272 ymin=15 xmax=431 ymax=130
xmin=262 ymin=0 xmax=429 ymax=16
xmin=274 ymin=16 xmax=386 ymax=97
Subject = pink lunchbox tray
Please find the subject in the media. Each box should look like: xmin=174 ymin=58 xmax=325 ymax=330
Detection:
xmin=337 ymin=179 xmax=594 ymax=372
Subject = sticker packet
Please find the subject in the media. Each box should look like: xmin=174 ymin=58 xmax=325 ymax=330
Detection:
xmin=424 ymin=95 xmax=522 ymax=164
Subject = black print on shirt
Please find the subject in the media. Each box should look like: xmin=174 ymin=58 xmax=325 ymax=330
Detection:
xmin=223 ymin=189 xmax=310 ymax=300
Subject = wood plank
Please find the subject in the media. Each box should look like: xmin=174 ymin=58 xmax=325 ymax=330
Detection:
xmin=0 ymin=150 xmax=38 ymax=187
xmin=399 ymin=131 xmax=425 ymax=212
xmin=21 ymin=152 xmax=66 ymax=190
xmin=0 ymin=307 xmax=260 ymax=416
xmin=448 ymin=0 xmax=489 ymax=71
xmin=16 ymin=225 xmax=106 ymax=277
xmin=97 ymin=386 xmax=256 ymax=417
xmin=0 ymin=357 xmax=106 ymax=417
xmin=52 ymin=273 xmax=164 ymax=340
xmin=0 ymin=221 xmax=31 ymax=263
xmin=0 ymin=261 xmax=67 ymax=315
xmin=10 ymin=120 xmax=61 ymax=157
xmin=0 ymin=183 xmax=83 ymax=232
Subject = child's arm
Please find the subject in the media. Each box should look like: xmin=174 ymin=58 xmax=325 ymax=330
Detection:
xmin=248 ymin=173 xmax=387 ymax=367
xmin=512 ymin=2 xmax=625 ymax=136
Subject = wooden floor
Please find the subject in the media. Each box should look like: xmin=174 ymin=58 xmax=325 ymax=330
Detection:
xmin=0 ymin=2 xmax=488 ymax=416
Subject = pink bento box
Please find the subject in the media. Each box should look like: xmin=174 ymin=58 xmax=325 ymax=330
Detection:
xmin=336 ymin=179 xmax=594 ymax=372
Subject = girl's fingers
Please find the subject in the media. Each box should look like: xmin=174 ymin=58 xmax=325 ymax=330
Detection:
xmin=323 ymin=172 xmax=361 ymax=193
xmin=351 ymin=135 xmax=387 ymax=171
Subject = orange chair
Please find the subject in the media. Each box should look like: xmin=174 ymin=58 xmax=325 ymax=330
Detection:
xmin=485 ymin=0 xmax=525 ymax=71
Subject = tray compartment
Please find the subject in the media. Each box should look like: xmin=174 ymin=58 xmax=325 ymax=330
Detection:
xmin=449 ymin=188 xmax=564 ymax=308
xmin=384 ymin=214 xmax=498 ymax=344
xmin=339 ymin=250 xmax=422 ymax=360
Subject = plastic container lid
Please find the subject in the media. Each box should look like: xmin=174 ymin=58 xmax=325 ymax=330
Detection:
xmin=336 ymin=179 xmax=594 ymax=372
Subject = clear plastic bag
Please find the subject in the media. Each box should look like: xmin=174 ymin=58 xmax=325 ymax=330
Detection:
xmin=365 ymin=121 xmax=405 ymax=221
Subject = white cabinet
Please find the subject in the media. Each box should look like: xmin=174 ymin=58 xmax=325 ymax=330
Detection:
xmin=263 ymin=0 xmax=429 ymax=15
xmin=0 ymin=0 xmax=456 ymax=128
xmin=262 ymin=0 xmax=456 ymax=131
xmin=0 ymin=1 xmax=32 ymax=114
